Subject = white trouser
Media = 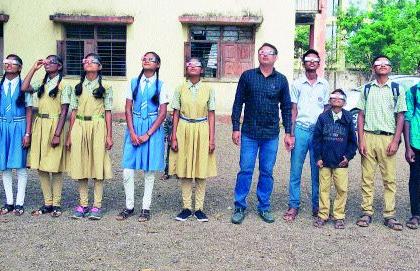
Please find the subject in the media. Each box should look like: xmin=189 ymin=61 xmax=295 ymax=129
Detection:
xmin=2 ymin=169 xmax=28 ymax=206
xmin=123 ymin=169 xmax=155 ymax=210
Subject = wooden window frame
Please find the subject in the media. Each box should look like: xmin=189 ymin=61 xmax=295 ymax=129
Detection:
xmin=185 ymin=25 xmax=255 ymax=80
xmin=59 ymin=24 xmax=127 ymax=77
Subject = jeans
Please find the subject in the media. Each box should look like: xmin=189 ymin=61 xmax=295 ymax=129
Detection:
xmin=288 ymin=125 xmax=319 ymax=210
xmin=409 ymin=146 xmax=420 ymax=217
xmin=234 ymin=134 xmax=279 ymax=212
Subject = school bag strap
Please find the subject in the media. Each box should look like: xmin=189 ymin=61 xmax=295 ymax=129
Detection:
xmin=364 ymin=81 xmax=400 ymax=111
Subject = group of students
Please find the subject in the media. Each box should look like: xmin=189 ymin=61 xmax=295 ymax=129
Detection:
xmin=0 ymin=44 xmax=419 ymax=231
xmin=0 ymin=52 xmax=216 ymax=222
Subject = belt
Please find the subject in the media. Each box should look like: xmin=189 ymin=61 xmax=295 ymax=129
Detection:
xmin=180 ymin=115 xmax=207 ymax=123
xmin=76 ymin=114 xmax=104 ymax=121
xmin=0 ymin=116 xmax=26 ymax=122
xmin=296 ymin=122 xmax=315 ymax=130
xmin=36 ymin=113 xmax=60 ymax=119
xmin=132 ymin=111 xmax=158 ymax=117
xmin=365 ymin=130 xmax=394 ymax=136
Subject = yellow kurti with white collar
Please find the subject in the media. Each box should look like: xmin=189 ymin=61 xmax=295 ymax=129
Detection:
xmin=67 ymin=78 xmax=113 ymax=180
xmin=169 ymin=81 xmax=217 ymax=179
xmin=28 ymin=76 xmax=71 ymax=172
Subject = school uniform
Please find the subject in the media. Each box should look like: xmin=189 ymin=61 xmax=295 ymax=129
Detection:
xmin=356 ymin=80 xmax=406 ymax=218
xmin=121 ymin=74 xmax=170 ymax=210
xmin=29 ymin=76 xmax=71 ymax=207
xmin=169 ymin=80 xmax=217 ymax=211
xmin=68 ymin=77 xmax=112 ymax=208
xmin=313 ymin=109 xmax=357 ymax=220
xmin=0 ymin=77 xmax=32 ymax=206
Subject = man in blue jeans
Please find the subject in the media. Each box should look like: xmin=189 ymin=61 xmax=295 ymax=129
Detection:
xmin=283 ymin=49 xmax=330 ymax=222
xmin=231 ymin=43 xmax=294 ymax=224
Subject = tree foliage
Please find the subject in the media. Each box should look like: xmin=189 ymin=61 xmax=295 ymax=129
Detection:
xmin=337 ymin=0 xmax=420 ymax=74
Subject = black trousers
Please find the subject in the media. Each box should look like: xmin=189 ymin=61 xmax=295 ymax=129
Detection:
xmin=409 ymin=146 xmax=420 ymax=216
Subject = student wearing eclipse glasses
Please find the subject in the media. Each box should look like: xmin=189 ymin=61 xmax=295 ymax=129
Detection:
xmin=356 ymin=55 xmax=406 ymax=230
xmin=283 ymin=49 xmax=330 ymax=222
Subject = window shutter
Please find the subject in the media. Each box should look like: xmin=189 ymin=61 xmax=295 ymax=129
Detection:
xmin=84 ymin=39 xmax=96 ymax=55
xmin=56 ymin=40 xmax=67 ymax=74
xmin=184 ymin=42 xmax=191 ymax=77
xmin=221 ymin=42 xmax=254 ymax=78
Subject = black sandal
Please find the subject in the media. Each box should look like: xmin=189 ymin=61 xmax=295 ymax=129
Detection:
xmin=51 ymin=206 xmax=62 ymax=217
xmin=13 ymin=205 xmax=25 ymax=216
xmin=138 ymin=209 xmax=151 ymax=222
xmin=116 ymin=208 xmax=134 ymax=221
xmin=0 ymin=204 xmax=14 ymax=215
xmin=406 ymin=216 xmax=420 ymax=230
xmin=31 ymin=205 xmax=53 ymax=216
xmin=334 ymin=219 xmax=345 ymax=229
xmin=384 ymin=218 xmax=403 ymax=231
xmin=356 ymin=214 xmax=372 ymax=227
xmin=313 ymin=216 xmax=327 ymax=227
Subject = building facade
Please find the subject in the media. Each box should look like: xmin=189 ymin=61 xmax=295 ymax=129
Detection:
xmin=0 ymin=0 xmax=296 ymax=113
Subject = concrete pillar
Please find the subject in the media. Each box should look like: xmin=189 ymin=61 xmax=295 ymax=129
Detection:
xmin=310 ymin=0 xmax=327 ymax=77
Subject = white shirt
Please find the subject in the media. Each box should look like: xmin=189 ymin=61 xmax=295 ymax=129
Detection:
xmin=3 ymin=76 xmax=20 ymax=96
xmin=125 ymin=74 xmax=170 ymax=105
xmin=291 ymin=75 xmax=330 ymax=126
xmin=332 ymin=110 xmax=342 ymax=122
xmin=2 ymin=76 xmax=33 ymax=107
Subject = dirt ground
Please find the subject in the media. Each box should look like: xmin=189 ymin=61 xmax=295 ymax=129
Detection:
xmin=0 ymin=121 xmax=419 ymax=271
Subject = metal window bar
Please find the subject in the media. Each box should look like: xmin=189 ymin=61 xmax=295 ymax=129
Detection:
xmin=296 ymin=0 xmax=320 ymax=12
xmin=64 ymin=24 xmax=126 ymax=76
xmin=190 ymin=41 xmax=218 ymax=78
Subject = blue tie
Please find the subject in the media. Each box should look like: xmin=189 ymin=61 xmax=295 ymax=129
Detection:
xmin=141 ymin=79 xmax=150 ymax=119
xmin=5 ymin=82 xmax=12 ymax=122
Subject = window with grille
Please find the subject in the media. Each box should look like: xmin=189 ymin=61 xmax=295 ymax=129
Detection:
xmin=59 ymin=24 xmax=126 ymax=76
xmin=185 ymin=25 xmax=255 ymax=79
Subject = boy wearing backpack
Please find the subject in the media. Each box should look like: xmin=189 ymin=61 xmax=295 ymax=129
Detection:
xmin=356 ymin=55 xmax=406 ymax=231
xmin=404 ymin=82 xmax=420 ymax=229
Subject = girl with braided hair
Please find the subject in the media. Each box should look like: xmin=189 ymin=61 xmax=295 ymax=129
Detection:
xmin=21 ymin=55 xmax=71 ymax=217
xmin=117 ymin=52 xmax=170 ymax=222
xmin=65 ymin=53 xmax=113 ymax=220
xmin=0 ymin=54 xmax=33 ymax=216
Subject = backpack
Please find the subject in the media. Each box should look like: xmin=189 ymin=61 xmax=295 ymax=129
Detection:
xmin=364 ymin=81 xmax=400 ymax=111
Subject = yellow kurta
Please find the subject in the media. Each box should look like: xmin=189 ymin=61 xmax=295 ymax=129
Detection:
xmin=169 ymin=81 xmax=217 ymax=179
xmin=28 ymin=78 xmax=70 ymax=172
xmin=68 ymin=79 xmax=113 ymax=180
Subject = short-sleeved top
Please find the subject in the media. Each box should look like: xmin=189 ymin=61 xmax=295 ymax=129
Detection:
xmin=356 ymin=79 xmax=407 ymax=133
xmin=172 ymin=80 xmax=216 ymax=111
xmin=70 ymin=77 xmax=113 ymax=111
xmin=405 ymin=84 xmax=420 ymax=149
xmin=290 ymin=75 xmax=330 ymax=126
xmin=125 ymin=74 xmax=170 ymax=104
xmin=31 ymin=75 xmax=71 ymax=105
xmin=2 ymin=77 xmax=32 ymax=107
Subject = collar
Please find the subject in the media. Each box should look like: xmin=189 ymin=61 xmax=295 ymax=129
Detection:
xmin=142 ymin=74 xmax=156 ymax=84
xmin=332 ymin=110 xmax=343 ymax=118
xmin=83 ymin=76 xmax=99 ymax=87
xmin=302 ymin=74 xmax=324 ymax=85
xmin=372 ymin=79 xmax=392 ymax=88
xmin=187 ymin=79 xmax=202 ymax=89
xmin=4 ymin=76 xmax=20 ymax=86
xmin=328 ymin=109 xmax=351 ymax=124
xmin=46 ymin=74 xmax=60 ymax=84
xmin=257 ymin=67 xmax=277 ymax=78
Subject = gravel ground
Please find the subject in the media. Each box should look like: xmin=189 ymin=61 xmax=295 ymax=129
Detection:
xmin=0 ymin=121 xmax=419 ymax=271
